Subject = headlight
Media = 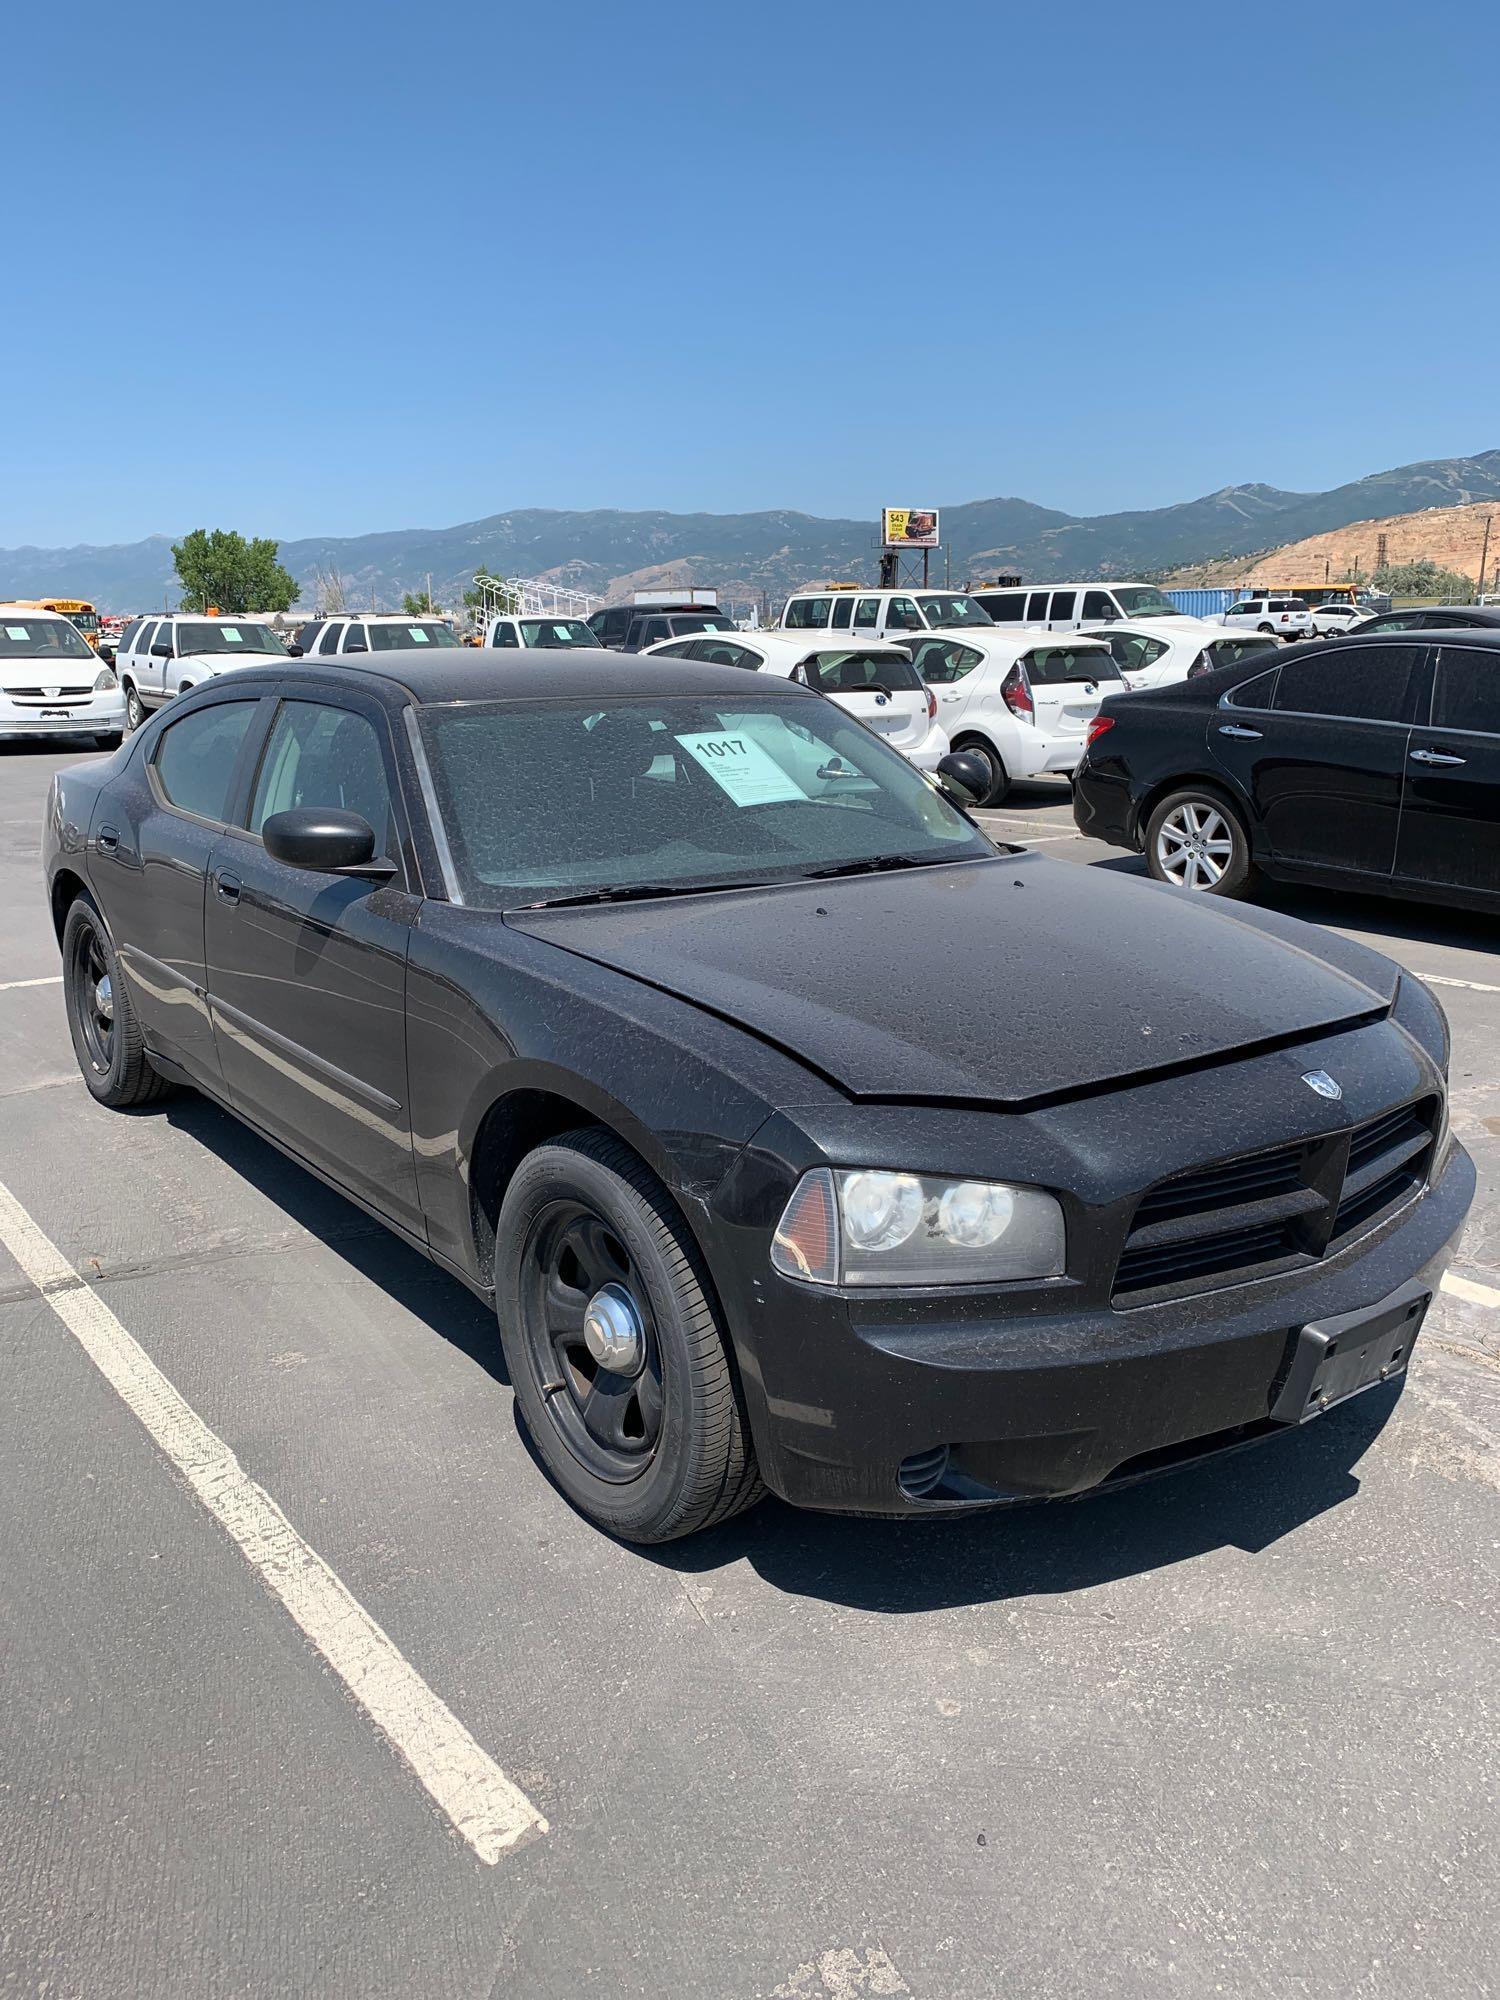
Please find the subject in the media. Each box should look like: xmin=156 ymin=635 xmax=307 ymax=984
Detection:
xmin=93 ymin=667 xmax=118 ymax=691
xmin=771 ymin=1166 xmax=1065 ymax=1288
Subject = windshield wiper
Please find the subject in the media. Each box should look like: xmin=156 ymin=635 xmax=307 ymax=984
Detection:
xmin=797 ymin=852 xmax=950 ymax=882
xmin=512 ymin=879 xmax=776 ymax=911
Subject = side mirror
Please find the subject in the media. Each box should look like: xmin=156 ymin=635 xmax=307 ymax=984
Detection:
xmin=343 ymin=641 xmax=368 ymax=655
xmin=262 ymin=807 xmax=395 ymax=879
xmin=151 ymin=640 xmax=172 ymax=658
xmin=934 ymin=750 xmax=990 ymax=804
xmin=98 ymin=643 xmax=116 ymax=664
xmin=286 ymin=643 xmax=304 ymax=658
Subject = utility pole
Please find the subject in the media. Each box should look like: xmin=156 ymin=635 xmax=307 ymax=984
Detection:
xmin=1477 ymin=514 xmax=1493 ymax=601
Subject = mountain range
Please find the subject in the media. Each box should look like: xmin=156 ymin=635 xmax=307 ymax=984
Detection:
xmin=4 ymin=450 xmax=1498 ymax=613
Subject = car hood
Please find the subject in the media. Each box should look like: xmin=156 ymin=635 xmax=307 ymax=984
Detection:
xmin=506 ymin=853 xmax=1398 ymax=1105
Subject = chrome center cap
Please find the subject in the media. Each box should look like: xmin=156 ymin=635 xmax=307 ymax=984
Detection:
xmin=582 ymin=1283 xmax=644 ymax=1373
xmin=94 ymin=974 xmax=114 ymax=1022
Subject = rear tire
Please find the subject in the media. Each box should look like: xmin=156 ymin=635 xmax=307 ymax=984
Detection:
xmin=494 ymin=1129 xmax=763 ymax=1542
xmin=953 ymin=735 xmax=1011 ymax=806
xmin=1144 ymin=787 xmax=1254 ymax=898
xmin=62 ymin=897 xmax=175 ymax=1107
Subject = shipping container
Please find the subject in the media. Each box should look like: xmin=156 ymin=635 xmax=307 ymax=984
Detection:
xmin=1164 ymin=587 xmax=1239 ymax=618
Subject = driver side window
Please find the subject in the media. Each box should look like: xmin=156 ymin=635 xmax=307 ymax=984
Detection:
xmin=250 ymin=701 xmax=399 ymax=867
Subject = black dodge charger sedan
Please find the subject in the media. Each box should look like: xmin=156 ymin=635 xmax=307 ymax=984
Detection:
xmin=44 ymin=651 xmax=1471 ymax=1540
xmin=1074 ymin=630 xmax=1500 ymax=911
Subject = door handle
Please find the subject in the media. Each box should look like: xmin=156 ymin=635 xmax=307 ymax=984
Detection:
xmin=97 ymin=824 xmax=119 ymax=854
xmin=1409 ymin=748 xmax=1466 ymax=767
xmin=214 ymin=871 xmax=242 ymax=904
xmin=1217 ymin=724 xmax=1263 ymax=739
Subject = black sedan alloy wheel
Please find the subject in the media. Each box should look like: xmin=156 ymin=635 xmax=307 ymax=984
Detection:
xmin=494 ymin=1130 xmax=763 ymax=1542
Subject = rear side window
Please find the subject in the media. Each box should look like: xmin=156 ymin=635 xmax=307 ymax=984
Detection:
xmin=154 ymin=701 xmax=257 ymax=821
xmin=343 ymin=624 xmax=369 ymax=653
xmin=1097 ymin=633 xmax=1167 ymax=673
xmin=830 ymin=595 xmax=855 ymax=629
xmin=784 ymin=597 xmax=832 ymax=629
xmin=992 ymin=593 xmax=1027 ymax=622
xmin=853 ymin=597 xmax=880 ymax=628
xmin=802 ymin=651 xmax=923 ymax=693
xmin=317 ymin=622 xmax=344 ymax=655
xmin=1432 ymin=648 xmax=1500 ymax=733
xmin=696 ymin=640 xmax=759 ymax=668
xmin=1273 ymin=644 xmax=1422 ymax=723
xmin=1025 ymin=591 xmax=1050 ymax=621
xmin=1023 ymin=646 xmax=1121 ymax=685
xmin=1048 ymin=591 xmax=1078 ymax=622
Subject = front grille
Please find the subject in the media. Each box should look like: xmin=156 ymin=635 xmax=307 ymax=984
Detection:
xmin=7 ymin=690 xmax=89 ymax=705
xmin=1113 ymin=1097 xmax=1439 ymax=1306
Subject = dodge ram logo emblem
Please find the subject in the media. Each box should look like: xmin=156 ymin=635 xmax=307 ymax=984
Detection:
xmin=1302 ymin=1070 xmax=1343 ymax=1101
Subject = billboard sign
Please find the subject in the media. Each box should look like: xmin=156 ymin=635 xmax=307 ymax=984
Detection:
xmin=881 ymin=507 xmax=939 ymax=550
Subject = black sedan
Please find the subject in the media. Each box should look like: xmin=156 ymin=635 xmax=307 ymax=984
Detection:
xmin=44 ymin=652 xmax=1471 ymax=1540
xmin=1348 ymin=604 xmax=1500 ymax=636
xmin=1074 ymin=630 xmax=1500 ymax=912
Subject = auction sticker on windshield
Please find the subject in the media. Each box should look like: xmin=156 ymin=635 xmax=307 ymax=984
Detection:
xmin=675 ymin=730 xmax=807 ymax=806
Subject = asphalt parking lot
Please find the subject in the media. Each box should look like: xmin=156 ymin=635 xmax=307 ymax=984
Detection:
xmin=3 ymin=746 xmax=1497 ymax=2000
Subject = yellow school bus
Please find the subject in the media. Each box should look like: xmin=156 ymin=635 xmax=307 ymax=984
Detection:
xmin=16 ymin=598 xmax=101 ymax=648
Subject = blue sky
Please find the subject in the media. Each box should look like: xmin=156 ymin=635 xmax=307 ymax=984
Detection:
xmin=5 ymin=0 xmax=1495 ymax=547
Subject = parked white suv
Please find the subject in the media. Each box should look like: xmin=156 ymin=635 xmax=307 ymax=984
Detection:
xmin=643 ymin=629 xmax=949 ymax=770
xmin=1220 ymin=596 xmax=1315 ymax=638
xmin=904 ymin=631 xmax=1122 ymax=804
xmin=291 ymin=614 xmax=463 ymax=659
xmin=1306 ymin=601 xmax=1368 ymax=637
xmin=778 ymin=588 xmax=994 ymax=641
xmin=115 ymin=614 xmax=290 ymax=730
xmin=0 ymin=605 xmax=126 ymax=746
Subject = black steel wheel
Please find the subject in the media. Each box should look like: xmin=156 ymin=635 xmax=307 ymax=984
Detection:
xmin=61 ymin=897 xmax=173 ymax=1108
xmin=494 ymin=1129 xmax=763 ymax=1542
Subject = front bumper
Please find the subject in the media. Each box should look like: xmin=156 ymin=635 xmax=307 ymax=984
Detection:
xmin=715 ymin=1139 xmax=1472 ymax=1518
xmin=0 ymin=690 xmax=126 ymax=739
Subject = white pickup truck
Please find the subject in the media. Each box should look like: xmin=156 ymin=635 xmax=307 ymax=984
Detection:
xmin=115 ymin=615 xmax=290 ymax=730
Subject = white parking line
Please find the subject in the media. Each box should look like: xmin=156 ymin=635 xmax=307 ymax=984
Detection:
xmin=0 ymin=974 xmax=62 ymax=994
xmin=1441 ymin=1271 xmax=1500 ymax=1310
xmin=0 ymin=1178 xmax=546 ymax=1866
xmin=1424 ymin=974 xmax=1500 ymax=996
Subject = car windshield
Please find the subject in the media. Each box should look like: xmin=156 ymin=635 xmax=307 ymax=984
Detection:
xmin=0 ymin=616 xmax=94 ymax=661
xmin=916 ymin=595 xmax=993 ymax=628
xmin=417 ymin=692 xmax=992 ymax=908
xmin=369 ymin=621 xmax=461 ymax=650
xmin=1111 ymin=587 xmax=1182 ymax=617
xmin=175 ymin=621 xmax=289 ymax=656
xmin=519 ymin=620 xmax=601 ymax=648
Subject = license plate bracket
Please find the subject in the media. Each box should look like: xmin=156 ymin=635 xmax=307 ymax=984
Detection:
xmin=1270 ymin=1278 xmax=1430 ymax=1425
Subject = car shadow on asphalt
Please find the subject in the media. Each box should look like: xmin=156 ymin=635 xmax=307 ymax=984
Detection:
xmin=641 ymin=1386 xmax=1403 ymax=1612
xmin=163 ymin=1093 xmax=508 ymax=1382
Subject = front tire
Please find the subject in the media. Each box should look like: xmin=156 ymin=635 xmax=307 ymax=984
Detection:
xmin=123 ymin=681 xmax=145 ymax=732
xmin=1144 ymin=788 xmax=1254 ymax=897
xmin=494 ymin=1130 xmax=763 ymax=1542
xmin=62 ymin=897 xmax=175 ymax=1107
xmin=953 ymin=735 xmax=1011 ymax=806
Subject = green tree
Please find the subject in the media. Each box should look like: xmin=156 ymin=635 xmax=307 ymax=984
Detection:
xmin=1372 ymin=558 xmax=1475 ymax=601
xmin=402 ymin=588 xmax=438 ymax=616
xmin=171 ymin=529 xmax=299 ymax=614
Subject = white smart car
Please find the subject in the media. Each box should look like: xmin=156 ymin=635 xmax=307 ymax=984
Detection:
xmin=1079 ymin=618 xmax=1282 ymax=690
xmin=0 ymin=604 xmax=127 ymax=747
xmin=643 ymin=629 xmax=950 ymax=770
xmin=904 ymin=630 xmax=1122 ymax=804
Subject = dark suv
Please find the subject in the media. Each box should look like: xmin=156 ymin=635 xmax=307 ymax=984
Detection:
xmin=589 ymin=604 xmax=739 ymax=652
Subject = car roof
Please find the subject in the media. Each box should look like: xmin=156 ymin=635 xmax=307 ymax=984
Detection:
xmin=208 ymin=648 xmax=826 ymax=705
xmin=732 ymin=631 xmax=908 ymax=652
